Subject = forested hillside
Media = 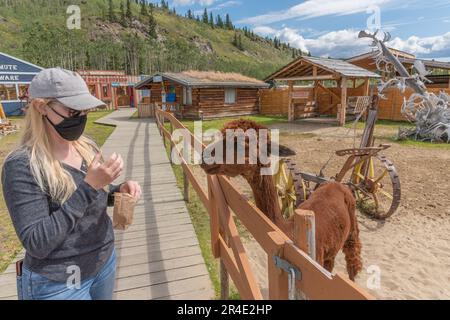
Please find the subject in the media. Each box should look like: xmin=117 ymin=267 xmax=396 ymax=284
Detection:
xmin=0 ymin=0 xmax=304 ymax=79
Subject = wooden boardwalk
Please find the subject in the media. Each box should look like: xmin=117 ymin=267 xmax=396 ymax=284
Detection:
xmin=0 ymin=108 xmax=213 ymax=300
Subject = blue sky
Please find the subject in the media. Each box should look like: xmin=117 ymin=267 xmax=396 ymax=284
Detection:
xmin=168 ymin=0 xmax=450 ymax=61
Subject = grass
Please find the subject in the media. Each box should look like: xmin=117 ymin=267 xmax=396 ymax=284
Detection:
xmin=345 ymin=119 xmax=450 ymax=149
xmin=0 ymin=110 xmax=115 ymax=272
xmin=0 ymin=117 xmax=25 ymax=273
xmin=166 ymin=115 xmax=288 ymax=133
xmin=344 ymin=119 xmax=415 ymax=130
xmin=84 ymin=111 xmax=117 ymax=146
xmin=392 ymin=138 xmax=450 ymax=150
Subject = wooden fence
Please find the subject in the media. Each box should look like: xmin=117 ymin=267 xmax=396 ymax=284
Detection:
xmin=260 ymin=87 xmax=450 ymax=122
xmin=376 ymin=87 xmax=450 ymax=121
xmin=138 ymin=102 xmax=182 ymax=119
xmin=155 ymin=109 xmax=374 ymax=300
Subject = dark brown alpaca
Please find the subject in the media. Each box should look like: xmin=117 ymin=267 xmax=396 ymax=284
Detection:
xmin=201 ymin=119 xmax=362 ymax=281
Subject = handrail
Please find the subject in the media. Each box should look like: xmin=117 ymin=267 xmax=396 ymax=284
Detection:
xmin=155 ymin=109 xmax=374 ymax=300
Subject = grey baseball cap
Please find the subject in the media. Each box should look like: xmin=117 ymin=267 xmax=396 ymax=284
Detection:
xmin=29 ymin=68 xmax=106 ymax=111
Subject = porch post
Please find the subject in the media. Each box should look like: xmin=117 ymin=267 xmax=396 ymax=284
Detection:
xmin=364 ymin=78 xmax=370 ymax=96
xmin=313 ymin=67 xmax=318 ymax=109
xmin=288 ymin=80 xmax=294 ymax=122
xmin=339 ymin=77 xmax=347 ymax=126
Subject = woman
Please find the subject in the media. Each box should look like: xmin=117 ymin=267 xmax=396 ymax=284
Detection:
xmin=1 ymin=68 xmax=141 ymax=300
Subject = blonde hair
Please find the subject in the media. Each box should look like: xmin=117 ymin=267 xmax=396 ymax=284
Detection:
xmin=11 ymin=98 xmax=103 ymax=204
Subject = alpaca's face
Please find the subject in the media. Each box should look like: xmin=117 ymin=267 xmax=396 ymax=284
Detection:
xmin=201 ymin=138 xmax=261 ymax=178
xmin=201 ymin=119 xmax=270 ymax=178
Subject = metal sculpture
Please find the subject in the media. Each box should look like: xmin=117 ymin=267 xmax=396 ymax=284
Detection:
xmin=359 ymin=30 xmax=450 ymax=143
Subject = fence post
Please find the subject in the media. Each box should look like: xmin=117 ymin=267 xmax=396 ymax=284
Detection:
xmin=169 ymin=122 xmax=173 ymax=165
xmin=208 ymin=176 xmax=228 ymax=299
xmin=220 ymin=259 xmax=229 ymax=300
xmin=294 ymin=210 xmax=316 ymax=260
xmin=199 ymin=111 xmax=204 ymax=122
xmin=267 ymin=231 xmax=289 ymax=300
xmin=183 ymin=170 xmax=190 ymax=203
xmin=162 ymin=115 xmax=166 ymax=147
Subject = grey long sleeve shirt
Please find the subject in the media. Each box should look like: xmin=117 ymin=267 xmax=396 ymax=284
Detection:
xmin=1 ymin=147 xmax=119 ymax=283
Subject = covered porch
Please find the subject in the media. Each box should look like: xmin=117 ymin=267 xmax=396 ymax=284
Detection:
xmin=263 ymin=56 xmax=381 ymax=126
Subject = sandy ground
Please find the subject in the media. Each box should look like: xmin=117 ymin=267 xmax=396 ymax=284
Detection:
xmin=193 ymin=121 xmax=450 ymax=300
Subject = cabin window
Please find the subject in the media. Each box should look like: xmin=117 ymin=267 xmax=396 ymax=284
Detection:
xmin=183 ymin=87 xmax=192 ymax=105
xmin=225 ymin=88 xmax=236 ymax=104
xmin=0 ymin=84 xmax=18 ymax=101
xmin=18 ymin=84 xmax=29 ymax=100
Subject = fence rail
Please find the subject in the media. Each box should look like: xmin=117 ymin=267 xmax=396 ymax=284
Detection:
xmin=155 ymin=109 xmax=374 ymax=300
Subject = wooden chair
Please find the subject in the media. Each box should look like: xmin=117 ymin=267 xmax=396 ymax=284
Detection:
xmin=347 ymin=96 xmax=370 ymax=115
xmin=0 ymin=102 xmax=19 ymax=136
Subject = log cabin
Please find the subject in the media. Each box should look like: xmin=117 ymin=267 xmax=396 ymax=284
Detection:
xmin=134 ymin=71 xmax=269 ymax=119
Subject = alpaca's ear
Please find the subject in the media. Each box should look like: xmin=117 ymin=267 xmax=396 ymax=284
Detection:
xmin=270 ymin=142 xmax=297 ymax=158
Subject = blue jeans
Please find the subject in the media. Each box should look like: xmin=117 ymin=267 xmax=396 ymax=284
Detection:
xmin=18 ymin=249 xmax=116 ymax=300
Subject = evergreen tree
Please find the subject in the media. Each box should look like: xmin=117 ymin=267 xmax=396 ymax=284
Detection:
xmin=225 ymin=14 xmax=233 ymax=30
xmin=119 ymin=2 xmax=126 ymax=26
xmin=238 ymin=34 xmax=243 ymax=50
xmin=216 ymin=15 xmax=224 ymax=28
xmin=202 ymin=8 xmax=209 ymax=24
xmin=148 ymin=8 xmax=157 ymax=39
xmin=126 ymin=0 xmax=133 ymax=22
xmin=140 ymin=0 xmax=148 ymax=16
xmin=232 ymin=32 xmax=243 ymax=50
xmin=108 ymin=0 xmax=116 ymax=22
xmin=160 ymin=0 xmax=169 ymax=10
xmin=187 ymin=9 xmax=193 ymax=19
xmin=209 ymin=12 xmax=214 ymax=28
xmin=233 ymin=32 xmax=238 ymax=47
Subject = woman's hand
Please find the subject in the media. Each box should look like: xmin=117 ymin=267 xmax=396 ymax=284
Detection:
xmin=84 ymin=152 xmax=123 ymax=190
xmin=119 ymin=181 xmax=142 ymax=200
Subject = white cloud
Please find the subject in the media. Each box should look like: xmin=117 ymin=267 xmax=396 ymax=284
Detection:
xmin=193 ymin=1 xmax=241 ymax=15
xmin=216 ymin=1 xmax=241 ymax=9
xmin=238 ymin=0 xmax=392 ymax=25
xmin=254 ymin=27 xmax=370 ymax=57
xmin=172 ymin=0 xmax=216 ymax=6
xmin=253 ymin=26 xmax=450 ymax=59
xmin=388 ymin=32 xmax=450 ymax=57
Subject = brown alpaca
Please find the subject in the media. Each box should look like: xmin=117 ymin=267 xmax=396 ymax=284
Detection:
xmin=201 ymin=119 xmax=362 ymax=281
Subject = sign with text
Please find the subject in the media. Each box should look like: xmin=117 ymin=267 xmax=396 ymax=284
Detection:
xmin=0 ymin=52 xmax=42 ymax=83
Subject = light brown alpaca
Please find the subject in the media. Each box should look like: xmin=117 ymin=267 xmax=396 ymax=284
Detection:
xmin=201 ymin=119 xmax=362 ymax=281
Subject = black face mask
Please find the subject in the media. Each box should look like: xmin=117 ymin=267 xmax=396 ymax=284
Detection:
xmin=46 ymin=108 xmax=87 ymax=141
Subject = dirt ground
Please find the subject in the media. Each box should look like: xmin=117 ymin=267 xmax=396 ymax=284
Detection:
xmin=194 ymin=121 xmax=450 ymax=300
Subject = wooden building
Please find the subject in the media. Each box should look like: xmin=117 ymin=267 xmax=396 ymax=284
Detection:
xmin=346 ymin=48 xmax=450 ymax=89
xmin=134 ymin=71 xmax=269 ymax=119
xmin=264 ymin=56 xmax=381 ymax=126
xmin=77 ymin=70 xmax=141 ymax=110
xmin=0 ymin=52 xmax=43 ymax=116
xmin=346 ymin=48 xmax=450 ymax=121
